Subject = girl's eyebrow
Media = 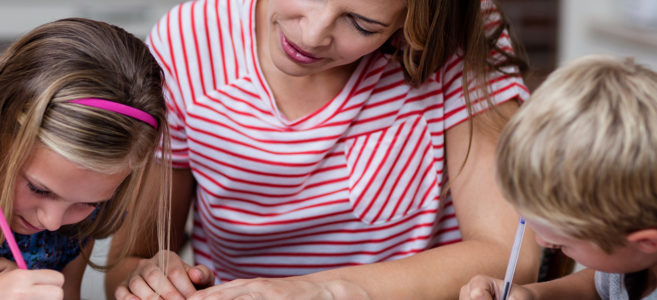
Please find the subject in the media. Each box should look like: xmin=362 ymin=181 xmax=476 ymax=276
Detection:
xmin=352 ymin=13 xmax=389 ymax=27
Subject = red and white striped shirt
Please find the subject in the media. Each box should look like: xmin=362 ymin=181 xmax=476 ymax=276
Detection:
xmin=149 ymin=0 xmax=529 ymax=283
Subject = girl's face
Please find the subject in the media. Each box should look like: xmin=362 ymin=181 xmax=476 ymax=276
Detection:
xmin=12 ymin=144 xmax=130 ymax=235
xmin=260 ymin=0 xmax=407 ymax=77
xmin=527 ymin=218 xmax=656 ymax=274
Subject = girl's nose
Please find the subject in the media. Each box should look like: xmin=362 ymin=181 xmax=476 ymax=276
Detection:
xmin=37 ymin=204 xmax=65 ymax=231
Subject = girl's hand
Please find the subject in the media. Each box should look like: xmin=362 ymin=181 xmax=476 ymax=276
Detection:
xmin=0 ymin=258 xmax=65 ymax=300
xmin=188 ymin=276 xmax=369 ymax=300
xmin=459 ymin=275 xmax=534 ymax=300
xmin=114 ymin=249 xmax=214 ymax=300
xmin=0 ymin=257 xmax=16 ymax=273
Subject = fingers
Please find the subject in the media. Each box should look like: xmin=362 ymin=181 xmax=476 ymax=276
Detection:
xmin=188 ymin=285 xmax=250 ymax=300
xmin=188 ymin=264 xmax=215 ymax=288
xmin=6 ymin=269 xmax=64 ymax=287
xmin=21 ymin=284 xmax=64 ymax=300
xmin=114 ymin=285 xmax=139 ymax=300
xmin=164 ymin=263 xmax=198 ymax=297
xmin=116 ymin=251 xmax=208 ymax=299
xmin=460 ymin=275 xmax=498 ymax=300
xmin=187 ymin=279 xmax=262 ymax=300
xmin=0 ymin=269 xmax=64 ymax=300
xmin=28 ymin=269 xmax=65 ymax=287
xmin=118 ymin=272 xmax=185 ymax=300
xmin=131 ymin=261 xmax=186 ymax=300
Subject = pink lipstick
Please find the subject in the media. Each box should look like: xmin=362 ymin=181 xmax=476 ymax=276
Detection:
xmin=280 ymin=32 xmax=320 ymax=64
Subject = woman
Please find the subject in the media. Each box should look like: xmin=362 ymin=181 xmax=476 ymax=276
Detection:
xmin=109 ymin=0 xmax=542 ymax=299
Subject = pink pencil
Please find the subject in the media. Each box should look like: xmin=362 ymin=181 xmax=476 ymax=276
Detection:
xmin=0 ymin=209 xmax=27 ymax=269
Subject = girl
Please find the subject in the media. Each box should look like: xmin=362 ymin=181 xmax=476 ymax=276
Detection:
xmin=110 ymin=0 xmax=542 ymax=299
xmin=0 ymin=18 xmax=170 ymax=299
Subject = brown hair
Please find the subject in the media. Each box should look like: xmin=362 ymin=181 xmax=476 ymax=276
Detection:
xmin=395 ymin=0 xmax=527 ymax=87
xmin=0 ymin=18 xmax=172 ymax=269
xmin=385 ymin=0 xmax=528 ymax=182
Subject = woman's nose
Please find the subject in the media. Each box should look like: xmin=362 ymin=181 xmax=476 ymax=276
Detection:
xmin=301 ymin=8 xmax=333 ymax=48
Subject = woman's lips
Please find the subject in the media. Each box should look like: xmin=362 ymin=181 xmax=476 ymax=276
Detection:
xmin=280 ymin=32 xmax=320 ymax=64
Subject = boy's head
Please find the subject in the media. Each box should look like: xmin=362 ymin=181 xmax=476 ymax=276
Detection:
xmin=496 ymin=55 xmax=657 ymax=254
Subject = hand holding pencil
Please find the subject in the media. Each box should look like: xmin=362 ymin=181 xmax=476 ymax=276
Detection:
xmin=0 ymin=210 xmax=65 ymax=299
xmin=459 ymin=217 xmax=533 ymax=300
xmin=459 ymin=274 xmax=535 ymax=300
xmin=0 ymin=258 xmax=65 ymax=300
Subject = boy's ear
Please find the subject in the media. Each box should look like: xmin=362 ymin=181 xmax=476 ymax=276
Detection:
xmin=627 ymin=229 xmax=657 ymax=253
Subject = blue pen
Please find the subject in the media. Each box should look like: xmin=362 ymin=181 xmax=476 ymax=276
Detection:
xmin=500 ymin=217 xmax=526 ymax=300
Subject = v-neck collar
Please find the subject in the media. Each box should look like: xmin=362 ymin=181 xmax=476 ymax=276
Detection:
xmin=243 ymin=0 xmax=387 ymax=131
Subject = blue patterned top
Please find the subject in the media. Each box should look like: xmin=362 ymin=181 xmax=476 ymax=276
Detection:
xmin=0 ymin=230 xmax=89 ymax=271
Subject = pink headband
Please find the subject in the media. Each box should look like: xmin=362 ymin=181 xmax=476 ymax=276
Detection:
xmin=68 ymin=98 xmax=158 ymax=129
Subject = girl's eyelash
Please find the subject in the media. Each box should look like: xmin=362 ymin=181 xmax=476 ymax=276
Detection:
xmin=27 ymin=182 xmax=51 ymax=196
xmin=26 ymin=179 xmax=104 ymax=208
xmin=86 ymin=202 xmax=102 ymax=208
xmin=349 ymin=17 xmax=375 ymax=36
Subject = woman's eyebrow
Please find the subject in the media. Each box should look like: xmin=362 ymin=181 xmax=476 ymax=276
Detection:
xmin=352 ymin=13 xmax=389 ymax=27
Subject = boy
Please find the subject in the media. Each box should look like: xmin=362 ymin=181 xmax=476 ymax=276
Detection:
xmin=460 ymin=55 xmax=657 ymax=300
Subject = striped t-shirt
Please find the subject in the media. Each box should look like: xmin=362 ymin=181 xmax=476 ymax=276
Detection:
xmin=148 ymin=0 xmax=529 ymax=282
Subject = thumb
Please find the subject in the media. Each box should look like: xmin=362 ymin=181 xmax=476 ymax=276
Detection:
xmin=187 ymin=264 xmax=214 ymax=287
xmin=469 ymin=287 xmax=495 ymax=300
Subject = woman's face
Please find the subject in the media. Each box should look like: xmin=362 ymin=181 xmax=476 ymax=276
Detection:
xmin=260 ymin=0 xmax=407 ymax=77
xmin=11 ymin=144 xmax=130 ymax=235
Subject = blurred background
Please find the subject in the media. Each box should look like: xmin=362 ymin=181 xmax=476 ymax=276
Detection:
xmin=1 ymin=0 xmax=657 ymax=299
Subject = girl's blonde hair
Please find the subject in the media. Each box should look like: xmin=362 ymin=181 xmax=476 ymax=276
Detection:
xmin=496 ymin=55 xmax=657 ymax=253
xmin=0 ymin=18 xmax=171 ymax=269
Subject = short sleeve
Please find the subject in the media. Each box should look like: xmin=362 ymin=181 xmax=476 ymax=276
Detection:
xmin=441 ymin=1 xmax=530 ymax=130
xmin=595 ymin=271 xmax=612 ymax=299
xmin=595 ymin=271 xmax=631 ymax=300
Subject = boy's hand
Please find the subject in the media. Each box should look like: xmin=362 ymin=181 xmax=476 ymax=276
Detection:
xmin=460 ymin=274 xmax=534 ymax=300
xmin=0 ymin=258 xmax=65 ymax=300
xmin=114 ymin=249 xmax=214 ymax=300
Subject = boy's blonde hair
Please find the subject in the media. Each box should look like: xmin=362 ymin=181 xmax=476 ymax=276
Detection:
xmin=496 ymin=55 xmax=657 ymax=253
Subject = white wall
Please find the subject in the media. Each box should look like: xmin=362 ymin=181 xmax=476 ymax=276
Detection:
xmin=559 ymin=0 xmax=657 ymax=274
xmin=559 ymin=0 xmax=657 ymax=68
xmin=0 ymin=0 xmax=181 ymax=40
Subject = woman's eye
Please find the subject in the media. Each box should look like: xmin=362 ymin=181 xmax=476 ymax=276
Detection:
xmin=349 ymin=16 xmax=375 ymax=36
xmin=27 ymin=182 xmax=51 ymax=197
